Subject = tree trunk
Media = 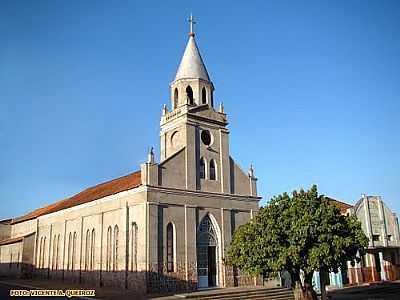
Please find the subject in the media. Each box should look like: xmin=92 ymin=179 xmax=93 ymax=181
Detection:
xmin=293 ymin=273 xmax=317 ymax=300
xmin=320 ymin=270 xmax=328 ymax=300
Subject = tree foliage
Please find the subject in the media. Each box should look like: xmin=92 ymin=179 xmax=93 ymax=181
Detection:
xmin=226 ymin=185 xmax=368 ymax=299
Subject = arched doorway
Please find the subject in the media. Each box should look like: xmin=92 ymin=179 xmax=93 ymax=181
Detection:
xmin=197 ymin=214 xmax=219 ymax=288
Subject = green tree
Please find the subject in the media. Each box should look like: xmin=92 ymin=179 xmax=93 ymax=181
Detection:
xmin=226 ymin=185 xmax=368 ymax=300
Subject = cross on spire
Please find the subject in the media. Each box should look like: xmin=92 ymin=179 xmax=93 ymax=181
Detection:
xmin=188 ymin=14 xmax=196 ymax=36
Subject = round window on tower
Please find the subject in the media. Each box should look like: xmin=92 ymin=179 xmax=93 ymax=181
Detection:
xmin=171 ymin=130 xmax=180 ymax=148
xmin=201 ymin=130 xmax=212 ymax=146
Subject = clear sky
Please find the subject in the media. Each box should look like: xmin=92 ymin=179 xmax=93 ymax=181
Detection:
xmin=1 ymin=0 xmax=399 ymax=220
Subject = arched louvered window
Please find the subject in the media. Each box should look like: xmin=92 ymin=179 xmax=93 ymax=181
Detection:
xmin=85 ymin=230 xmax=90 ymax=271
xmin=202 ymin=87 xmax=207 ymax=104
xmin=113 ymin=225 xmax=119 ymax=271
xmin=209 ymin=159 xmax=217 ymax=181
xmin=131 ymin=222 xmax=138 ymax=272
xmin=167 ymin=223 xmax=175 ymax=272
xmin=90 ymin=229 xmax=95 ymax=271
xmin=199 ymin=157 xmax=206 ymax=179
xmin=72 ymin=232 xmax=77 ymax=271
xmin=186 ymin=86 xmax=194 ymax=105
xmin=106 ymin=226 xmax=112 ymax=271
xmin=174 ymin=88 xmax=179 ymax=109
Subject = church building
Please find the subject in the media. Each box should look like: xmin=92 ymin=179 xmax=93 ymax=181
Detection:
xmin=0 ymin=20 xmax=260 ymax=294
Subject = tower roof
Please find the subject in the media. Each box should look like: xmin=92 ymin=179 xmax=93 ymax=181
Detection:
xmin=174 ymin=35 xmax=211 ymax=82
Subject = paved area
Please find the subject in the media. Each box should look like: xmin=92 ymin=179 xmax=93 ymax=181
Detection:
xmin=0 ymin=281 xmax=95 ymax=300
xmin=2 ymin=278 xmax=400 ymax=300
xmin=328 ymin=282 xmax=400 ymax=300
xmin=0 ymin=278 xmax=149 ymax=300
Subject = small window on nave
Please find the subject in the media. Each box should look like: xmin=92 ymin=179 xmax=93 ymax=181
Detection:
xmin=113 ymin=225 xmax=119 ymax=271
xmin=85 ymin=230 xmax=90 ymax=271
xmin=106 ymin=226 xmax=112 ymax=271
xmin=72 ymin=232 xmax=77 ymax=271
xmin=131 ymin=222 xmax=138 ymax=272
xmin=90 ymin=229 xmax=95 ymax=271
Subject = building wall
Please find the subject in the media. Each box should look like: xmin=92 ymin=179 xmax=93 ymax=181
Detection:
xmin=146 ymin=187 xmax=258 ymax=293
xmin=0 ymin=222 xmax=11 ymax=241
xmin=11 ymin=219 xmax=36 ymax=238
xmin=4 ymin=188 xmax=147 ymax=294
xmin=0 ymin=241 xmax=23 ymax=277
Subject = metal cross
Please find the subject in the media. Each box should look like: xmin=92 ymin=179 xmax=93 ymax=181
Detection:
xmin=188 ymin=14 xmax=196 ymax=34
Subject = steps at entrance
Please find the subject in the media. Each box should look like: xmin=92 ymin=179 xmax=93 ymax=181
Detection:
xmin=175 ymin=287 xmax=295 ymax=300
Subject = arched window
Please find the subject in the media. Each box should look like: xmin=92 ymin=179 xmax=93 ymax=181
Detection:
xmin=186 ymin=85 xmax=194 ymax=105
xmin=72 ymin=232 xmax=77 ymax=271
xmin=38 ymin=237 xmax=43 ymax=267
xmin=202 ymin=87 xmax=207 ymax=104
xmin=56 ymin=235 xmax=60 ymax=270
xmin=199 ymin=157 xmax=206 ymax=179
xmin=106 ymin=226 xmax=112 ymax=271
xmin=174 ymin=88 xmax=179 ymax=109
xmin=67 ymin=233 xmax=72 ymax=271
xmin=131 ymin=222 xmax=138 ymax=272
xmin=90 ymin=229 xmax=95 ymax=271
xmin=113 ymin=225 xmax=119 ymax=271
xmin=166 ymin=223 xmax=174 ymax=272
xmin=52 ymin=235 xmax=57 ymax=270
xmin=85 ymin=230 xmax=90 ymax=271
xmin=209 ymin=159 xmax=217 ymax=181
xmin=42 ymin=237 xmax=46 ymax=269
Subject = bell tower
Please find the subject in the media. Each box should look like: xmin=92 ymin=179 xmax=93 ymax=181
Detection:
xmin=157 ymin=16 xmax=257 ymax=196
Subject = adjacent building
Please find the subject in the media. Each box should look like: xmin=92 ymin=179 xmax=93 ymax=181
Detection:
xmin=348 ymin=195 xmax=400 ymax=284
xmin=314 ymin=195 xmax=400 ymax=293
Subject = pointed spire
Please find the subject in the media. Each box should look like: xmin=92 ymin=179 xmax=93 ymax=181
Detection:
xmin=174 ymin=16 xmax=211 ymax=83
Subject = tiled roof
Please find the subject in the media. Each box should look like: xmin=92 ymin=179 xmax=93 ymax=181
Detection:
xmin=11 ymin=171 xmax=141 ymax=224
xmin=326 ymin=197 xmax=353 ymax=213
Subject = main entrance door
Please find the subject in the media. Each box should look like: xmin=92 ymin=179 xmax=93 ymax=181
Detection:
xmin=197 ymin=215 xmax=218 ymax=288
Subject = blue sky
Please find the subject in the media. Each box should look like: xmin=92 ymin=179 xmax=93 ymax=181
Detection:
xmin=1 ymin=0 xmax=399 ymax=220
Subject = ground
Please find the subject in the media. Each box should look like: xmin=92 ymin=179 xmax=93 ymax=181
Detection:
xmin=1 ymin=278 xmax=400 ymax=300
xmin=328 ymin=282 xmax=400 ymax=300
